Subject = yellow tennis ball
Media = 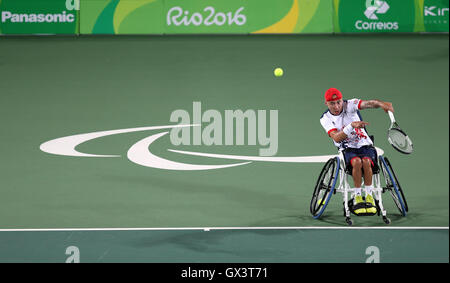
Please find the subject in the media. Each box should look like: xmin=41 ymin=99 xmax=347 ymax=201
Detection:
xmin=274 ymin=67 xmax=283 ymax=77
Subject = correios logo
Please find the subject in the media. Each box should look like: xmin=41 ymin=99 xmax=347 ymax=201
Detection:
xmin=355 ymin=0 xmax=399 ymax=31
xmin=167 ymin=6 xmax=246 ymax=26
xmin=364 ymin=0 xmax=389 ymax=19
xmin=40 ymin=102 xmax=380 ymax=171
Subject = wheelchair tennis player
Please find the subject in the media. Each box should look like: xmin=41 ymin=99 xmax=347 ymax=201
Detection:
xmin=319 ymin=88 xmax=394 ymax=215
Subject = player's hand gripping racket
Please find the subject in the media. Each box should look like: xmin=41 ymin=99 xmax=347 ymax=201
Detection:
xmin=387 ymin=111 xmax=413 ymax=154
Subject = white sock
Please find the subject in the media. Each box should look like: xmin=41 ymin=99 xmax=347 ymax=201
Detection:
xmin=354 ymin=187 xmax=362 ymax=196
xmin=365 ymin=185 xmax=374 ymax=196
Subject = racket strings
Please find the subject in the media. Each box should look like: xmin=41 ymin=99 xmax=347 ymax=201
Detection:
xmin=388 ymin=129 xmax=413 ymax=153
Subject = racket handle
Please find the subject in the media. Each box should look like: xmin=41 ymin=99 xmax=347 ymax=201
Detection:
xmin=387 ymin=111 xmax=395 ymax=123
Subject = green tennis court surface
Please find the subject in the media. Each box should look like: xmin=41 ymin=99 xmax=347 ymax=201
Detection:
xmin=0 ymin=34 xmax=448 ymax=262
xmin=0 ymin=228 xmax=447 ymax=263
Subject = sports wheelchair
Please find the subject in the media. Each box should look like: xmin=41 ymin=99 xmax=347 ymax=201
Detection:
xmin=310 ymin=139 xmax=408 ymax=226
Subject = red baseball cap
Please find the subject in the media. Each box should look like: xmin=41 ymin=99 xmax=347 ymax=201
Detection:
xmin=324 ymin=88 xmax=342 ymax=102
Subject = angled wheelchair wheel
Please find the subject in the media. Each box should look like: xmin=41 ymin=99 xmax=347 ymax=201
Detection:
xmin=310 ymin=157 xmax=340 ymax=219
xmin=379 ymin=156 xmax=408 ymax=216
xmin=383 ymin=156 xmax=409 ymax=213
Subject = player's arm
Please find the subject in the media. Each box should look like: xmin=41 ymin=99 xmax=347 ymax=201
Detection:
xmin=359 ymin=99 xmax=394 ymax=113
xmin=329 ymin=121 xmax=369 ymax=143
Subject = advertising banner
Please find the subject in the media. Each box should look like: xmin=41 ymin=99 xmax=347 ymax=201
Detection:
xmin=0 ymin=0 xmax=79 ymax=35
xmin=421 ymin=0 xmax=449 ymax=32
xmin=164 ymin=0 xmax=248 ymax=34
xmin=79 ymin=0 xmax=333 ymax=34
xmin=2 ymin=0 xmax=446 ymax=35
xmin=80 ymin=0 xmax=164 ymax=34
xmin=165 ymin=0 xmax=332 ymax=34
xmin=333 ymin=0 xmax=417 ymax=33
xmin=248 ymin=0 xmax=333 ymax=34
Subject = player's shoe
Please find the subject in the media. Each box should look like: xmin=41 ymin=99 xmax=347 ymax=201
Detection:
xmin=353 ymin=195 xmax=366 ymax=214
xmin=365 ymin=194 xmax=377 ymax=214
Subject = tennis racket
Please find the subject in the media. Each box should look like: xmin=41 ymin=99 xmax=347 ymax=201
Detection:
xmin=387 ymin=111 xmax=413 ymax=154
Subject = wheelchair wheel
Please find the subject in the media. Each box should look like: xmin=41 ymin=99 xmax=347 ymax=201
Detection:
xmin=379 ymin=156 xmax=408 ymax=216
xmin=383 ymin=156 xmax=409 ymax=213
xmin=310 ymin=157 xmax=340 ymax=219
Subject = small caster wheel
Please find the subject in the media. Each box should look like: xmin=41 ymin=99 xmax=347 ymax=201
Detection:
xmin=345 ymin=217 xmax=353 ymax=226
xmin=383 ymin=216 xmax=391 ymax=224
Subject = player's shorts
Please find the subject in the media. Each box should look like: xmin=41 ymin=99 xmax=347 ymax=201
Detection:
xmin=343 ymin=145 xmax=377 ymax=171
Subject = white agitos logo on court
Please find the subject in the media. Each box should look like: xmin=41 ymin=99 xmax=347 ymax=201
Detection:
xmin=39 ymin=102 xmax=384 ymax=171
xmin=364 ymin=0 xmax=390 ymax=20
xmin=40 ymin=125 xmax=385 ymax=171
xmin=39 ymin=124 xmax=353 ymax=171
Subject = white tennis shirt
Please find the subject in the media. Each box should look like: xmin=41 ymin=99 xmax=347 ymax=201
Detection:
xmin=320 ymin=99 xmax=373 ymax=150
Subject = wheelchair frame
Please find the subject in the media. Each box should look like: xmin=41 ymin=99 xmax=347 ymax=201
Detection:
xmin=336 ymin=149 xmax=390 ymax=225
xmin=310 ymin=148 xmax=408 ymax=226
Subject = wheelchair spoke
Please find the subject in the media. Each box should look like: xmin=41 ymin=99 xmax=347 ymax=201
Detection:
xmin=319 ymin=184 xmax=331 ymax=191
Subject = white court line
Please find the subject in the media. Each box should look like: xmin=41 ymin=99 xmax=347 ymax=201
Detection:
xmin=0 ymin=226 xmax=448 ymax=232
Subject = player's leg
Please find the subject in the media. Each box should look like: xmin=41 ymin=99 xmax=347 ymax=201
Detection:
xmin=362 ymin=157 xmax=373 ymax=187
xmin=362 ymin=157 xmax=377 ymax=213
xmin=351 ymin=157 xmax=363 ymax=188
xmin=348 ymin=156 xmax=366 ymax=214
xmin=361 ymin=147 xmax=378 ymax=213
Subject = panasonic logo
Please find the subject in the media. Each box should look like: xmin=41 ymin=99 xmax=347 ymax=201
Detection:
xmin=1 ymin=11 xmax=75 ymax=23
